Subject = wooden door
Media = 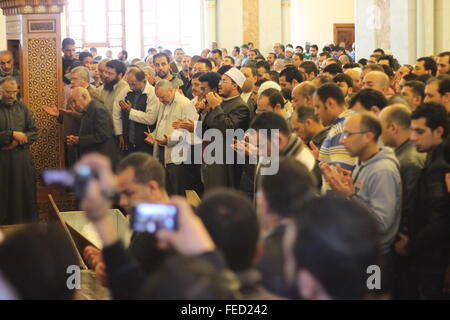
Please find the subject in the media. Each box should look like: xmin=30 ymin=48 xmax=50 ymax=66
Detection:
xmin=334 ymin=24 xmax=355 ymax=51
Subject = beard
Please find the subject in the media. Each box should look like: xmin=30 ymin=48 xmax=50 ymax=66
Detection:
xmin=158 ymin=70 xmax=168 ymax=79
xmin=104 ymin=77 xmax=119 ymax=92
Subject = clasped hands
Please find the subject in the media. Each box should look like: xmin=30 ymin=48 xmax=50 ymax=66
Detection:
xmin=2 ymin=131 xmax=28 ymax=151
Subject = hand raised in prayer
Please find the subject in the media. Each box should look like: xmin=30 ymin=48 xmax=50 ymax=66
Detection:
xmin=13 ymin=131 xmax=28 ymax=145
xmin=231 ymin=138 xmax=258 ymax=157
xmin=394 ymin=233 xmax=409 ymax=256
xmin=42 ymin=105 xmax=60 ymax=117
xmin=155 ymin=196 xmax=216 ymax=256
xmin=144 ymin=132 xmax=155 ymax=145
xmin=1 ymin=140 xmax=19 ymax=151
xmin=172 ymin=120 xmax=182 ymax=130
xmin=321 ymin=163 xmax=355 ymax=197
xmin=195 ymin=99 xmax=206 ymax=112
xmin=117 ymin=135 xmax=128 ymax=151
xmin=66 ymin=135 xmax=80 ymax=146
xmin=309 ymin=141 xmax=320 ymax=160
xmin=205 ymin=92 xmax=223 ymax=109
xmin=119 ymin=100 xmax=132 ymax=113
xmin=180 ymin=120 xmax=195 ymax=133
xmin=156 ymin=135 xmax=168 ymax=146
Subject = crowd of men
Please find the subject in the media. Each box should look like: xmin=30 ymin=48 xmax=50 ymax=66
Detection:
xmin=0 ymin=38 xmax=449 ymax=300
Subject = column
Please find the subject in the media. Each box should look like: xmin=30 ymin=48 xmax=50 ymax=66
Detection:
xmin=243 ymin=0 xmax=259 ymax=48
xmin=281 ymin=0 xmax=291 ymax=44
xmin=435 ymin=0 xmax=450 ymax=53
xmin=203 ymin=0 xmax=217 ymax=48
xmin=390 ymin=0 xmax=417 ymax=65
xmin=416 ymin=0 xmax=435 ymax=58
xmin=0 ymin=0 xmax=68 ymax=218
xmin=0 ymin=9 xmax=6 ymax=49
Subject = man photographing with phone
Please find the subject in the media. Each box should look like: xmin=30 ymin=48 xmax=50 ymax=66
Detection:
xmin=76 ymin=153 xmax=238 ymax=299
xmin=83 ymin=152 xmax=173 ymax=283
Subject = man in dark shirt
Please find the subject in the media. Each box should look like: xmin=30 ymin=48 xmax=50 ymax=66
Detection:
xmin=0 ymin=77 xmax=38 ymax=224
xmin=395 ymin=103 xmax=450 ymax=299
xmin=62 ymin=38 xmax=77 ymax=84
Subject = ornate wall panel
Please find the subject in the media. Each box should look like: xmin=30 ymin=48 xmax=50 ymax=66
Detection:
xmin=26 ymin=37 xmax=62 ymax=176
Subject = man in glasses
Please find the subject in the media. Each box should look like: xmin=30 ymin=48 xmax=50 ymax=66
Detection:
xmin=322 ymin=112 xmax=402 ymax=295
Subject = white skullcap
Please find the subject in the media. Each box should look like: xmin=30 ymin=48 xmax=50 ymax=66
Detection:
xmin=257 ymin=81 xmax=281 ymax=99
xmin=224 ymin=67 xmax=246 ymax=89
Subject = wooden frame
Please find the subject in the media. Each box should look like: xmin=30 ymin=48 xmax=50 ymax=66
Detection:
xmin=28 ymin=19 xmax=56 ymax=33
xmin=65 ymin=0 xmax=126 ymax=50
xmin=333 ymin=23 xmax=355 ymax=50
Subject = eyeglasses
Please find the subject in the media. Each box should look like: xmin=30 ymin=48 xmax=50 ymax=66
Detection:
xmin=341 ymin=131 xmax=370 ymax=139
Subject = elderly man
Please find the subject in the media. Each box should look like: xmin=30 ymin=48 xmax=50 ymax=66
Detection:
xmin=144 ymin=80 xmax=197 ymax=195
xmin=0 ymin=77 xmax=38 ymax=225
xmin=43 ymin=66 xmax=102 ymax=167
xmin=113 ymin=67 xmax=159 ymax=155
xmin=0 ymin=51 xmax=20 ymax=84
xmin=67 ymin=87 xmax=120 ymax=168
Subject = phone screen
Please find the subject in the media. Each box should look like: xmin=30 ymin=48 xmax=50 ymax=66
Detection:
xmin=42 ymin=170 xmax=74 ymax=187
xmin=132 ymin=203 xmax=178 ymax=233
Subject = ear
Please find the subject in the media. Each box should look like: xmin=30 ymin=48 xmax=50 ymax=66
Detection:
xmin=433 ymin=126 xmax=445 ymax=140
xmin=348 ymin=87 xmax=353 ymax=95
xmin=298 ymin=269 xmax=322 ymax=300
xmin=147 ymin=180 xmax=160 ymax=192
xmin=371 ymin=106 xmax=381 ymax=115
xmin=274 ymin=103 xmax=282 ymax=111
xmin=304 ymin=118 xmax=313 ymax=128
xmin=306 ymin=95 xmax=314 ymax=106
xmin=390 ymin=121 xmax=399 ymax=134
xmin=292 ymin=79 xmax=299 ymax=87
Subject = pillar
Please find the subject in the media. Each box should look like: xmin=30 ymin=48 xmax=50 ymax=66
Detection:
xmin=203 ymin=0 xmax=217 ymax=48
xmin=0 ymin=0 xmax=71 ymax=218
xmin=281 ymin=0 xmax=291 ymax=44
xmin=242 ymin=0 xmax=259 ymax=48
xmin=416 ymin=0 xmax=435 ymax=58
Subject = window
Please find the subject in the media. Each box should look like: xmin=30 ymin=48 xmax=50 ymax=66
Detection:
xmin=66 ymin=0 xmax=203 ymax=59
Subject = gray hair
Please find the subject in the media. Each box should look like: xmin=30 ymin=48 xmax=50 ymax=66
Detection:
xmin=155 ymin=79 xmax=174 ymax=91
xmin=142 ymin=66 xmax=156 ymax=77
xmin=71 ymin=66 xmax=90 ymax=83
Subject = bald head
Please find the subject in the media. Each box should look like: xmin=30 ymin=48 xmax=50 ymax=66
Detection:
xmin=363 ymin=71 xmax=391 ymax=95
xmin=0 ymin=50 xmax=14 ymax=75
xmin=345 ymin=69 xmax=361 ymax=91
xmin=71 ymin=87 xmax=91 ymax=112
xmin=378 ymin=104 xmax=412 ymax=147
xmin=292 ymin=81 xmax=316 ymax=108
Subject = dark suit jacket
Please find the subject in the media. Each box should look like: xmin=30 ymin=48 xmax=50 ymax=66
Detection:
xmin=79 ymin=100 xmax=120 ymax=167
xmin=406 ymin=144 xmax=450 ymax=275
xmin=203 ymin=96 xmax=250 ymax=190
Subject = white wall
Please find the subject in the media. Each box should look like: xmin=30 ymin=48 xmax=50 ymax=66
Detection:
xmin=291 ymin=0 xmax=355 ymax=49
xmin=0 ymin=10 xmax=6 ymax=50
xmin=216 ymin=0 xmax=243 ymax=52
xmin=259 ymin=0 xmax=282 ymax=56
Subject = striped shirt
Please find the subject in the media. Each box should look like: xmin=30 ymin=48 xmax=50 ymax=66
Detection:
xmin=319 ymin=109 xmax=357 ymax=191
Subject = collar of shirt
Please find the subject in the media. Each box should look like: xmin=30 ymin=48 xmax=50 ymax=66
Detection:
xmin=223 ymin=95 xmax=240 ymax=102
xmin=332 ymin=109 xmax=354 ymax=126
